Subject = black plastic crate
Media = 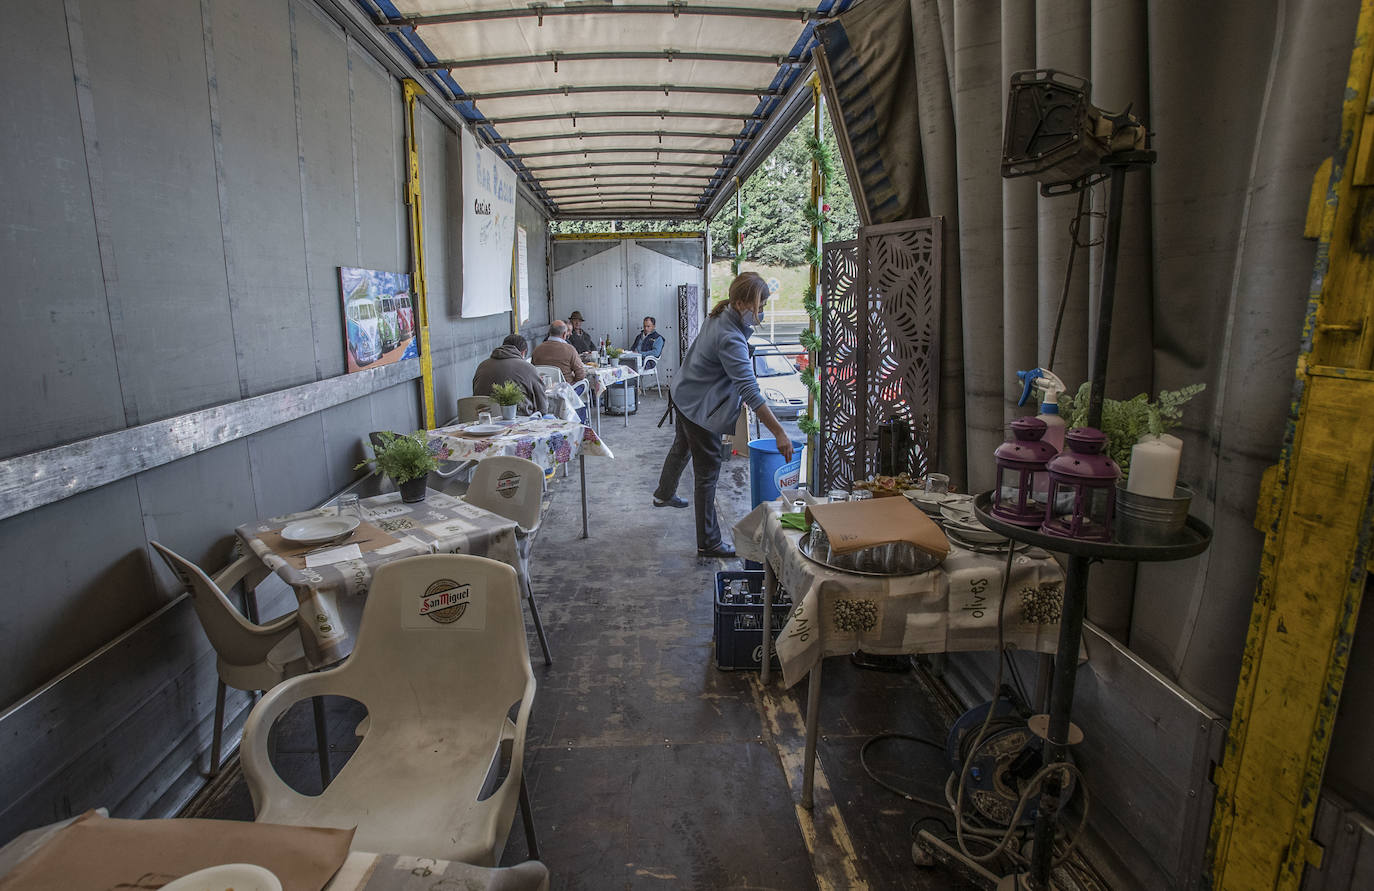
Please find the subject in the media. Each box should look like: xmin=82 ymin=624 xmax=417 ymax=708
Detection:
xmin=714 ymin=570 xmax=792 ymax=671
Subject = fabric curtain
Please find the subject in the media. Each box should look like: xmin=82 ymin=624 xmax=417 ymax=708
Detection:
xmin=820 ymin=0 xmax=1358 ymax=714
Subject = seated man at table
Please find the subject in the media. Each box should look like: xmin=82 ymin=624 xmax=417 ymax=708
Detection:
xmin=472 ymin=333 xmax=548 ymax=416
xmin=566 ymin=310 xmax=596 ymax=357
xmin=629 ymin=316 xmax=665 ymax=360
xmin=530 ymin=320 xmax=587 ymax=384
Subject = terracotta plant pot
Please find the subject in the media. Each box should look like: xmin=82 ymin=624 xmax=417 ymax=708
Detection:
xmin=398 ymin=476 xmax=427 ymax=503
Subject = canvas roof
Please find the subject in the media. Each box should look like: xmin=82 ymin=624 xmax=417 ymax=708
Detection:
xmin=370 ymin=0 xmax=852 ymax=219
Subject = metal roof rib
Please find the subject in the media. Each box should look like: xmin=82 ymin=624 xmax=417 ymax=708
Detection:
xmin=367 ymin=0 xmax=852 ymax=219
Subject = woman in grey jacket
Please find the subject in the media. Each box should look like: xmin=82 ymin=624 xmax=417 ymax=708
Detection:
xmin=652 ymin=272 xmax=795 ymax=558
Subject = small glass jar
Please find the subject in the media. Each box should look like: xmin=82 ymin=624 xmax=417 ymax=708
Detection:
xmin=828 ymin=489 xmax=848 ymax=503
xmin=850 ymin=490 xmax=873 ymax=502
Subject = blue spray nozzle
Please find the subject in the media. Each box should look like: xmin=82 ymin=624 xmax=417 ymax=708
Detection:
xmin=1016 ymin=368 xmax=1043 ymax=407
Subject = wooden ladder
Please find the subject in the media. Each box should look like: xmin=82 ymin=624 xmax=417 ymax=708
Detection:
xmin=1207 ymin=2 xmax=1374 ymax=888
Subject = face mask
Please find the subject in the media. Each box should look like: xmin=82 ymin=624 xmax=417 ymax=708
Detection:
xmin=742 ymin=309 xmax=765 ymax=326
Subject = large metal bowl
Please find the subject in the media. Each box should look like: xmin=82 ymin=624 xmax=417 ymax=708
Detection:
xmin=801 ymin=526 xmax=943 ymax=576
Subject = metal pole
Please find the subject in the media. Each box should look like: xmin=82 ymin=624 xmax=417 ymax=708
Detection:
xmin=579 ymin=454 xmax=589 ymax=539
xmin=1085 ymin=165 xmax=1129 ymax=430
xmin=761 ymin=562 xmax=777 ymax=685
xmin=1030 ymin=159 xmax=1133 ymax=889
xmin=1030 ymin=555 xmax=1090 ymax=886
xmin=801 ymin=658 xmax=823 ymax=809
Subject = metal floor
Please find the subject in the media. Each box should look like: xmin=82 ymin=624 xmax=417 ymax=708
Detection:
xmin=184 ymin=392 xmax=976 ymax=890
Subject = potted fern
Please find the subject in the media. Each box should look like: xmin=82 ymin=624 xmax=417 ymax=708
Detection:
xmin=606 ymin=346 xmax=623 ymax=366
xmin=356 ymin=431 xmax=438 ymax=503
xmin=490 ymin=380 xmax=526 ymax=420
xmin=1059 ymin=382 xmax=1205 ymax=542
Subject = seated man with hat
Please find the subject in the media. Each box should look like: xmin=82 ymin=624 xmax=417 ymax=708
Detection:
xmin=566 ymin=310 xmax=596 ymax=356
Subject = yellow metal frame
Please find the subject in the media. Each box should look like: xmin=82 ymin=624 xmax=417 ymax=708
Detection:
xmin=551 ymin=231 xmax=705 ymax=241
xmin=401 ymin=79 xmax=436 ymax=429
xmin=807 ymin=75 xmax=822 ymax=473
xmin=1208 ymin=3 xmax=1374 ymax=887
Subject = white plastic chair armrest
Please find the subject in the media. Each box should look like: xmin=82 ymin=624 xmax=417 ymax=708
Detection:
xmin=242 ymin=668 xmax=352 ymax=810
xmin=487 ymin=674 xmax=537 ymax=829
xmin=434 ymin=459 xmax=476 ymax=479
xmin=214 ymin=552 xmax=266 ymax=591
xmin=253 ymin=611 xmax=300 ymax=637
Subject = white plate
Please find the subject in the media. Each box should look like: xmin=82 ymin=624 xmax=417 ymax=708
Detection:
xmin=943 ymin=519 xmax=1006 ymax=544
xmin=466 ymin=424 xmax=506 ymax=435
xmin=162 ymin=863 xmax=282 ymax=891
xmin=279 ymin=515 xmax=360 ymax=545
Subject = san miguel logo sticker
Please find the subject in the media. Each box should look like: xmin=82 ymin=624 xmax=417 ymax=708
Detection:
xmin=496 ymin=470 xmax=521 ymax=499
xmin=420 ymin=579 xmax=471 ymax=624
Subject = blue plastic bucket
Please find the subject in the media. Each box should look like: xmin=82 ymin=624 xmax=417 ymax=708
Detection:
xmin=748 ymin=438 xmax=805 ymax=507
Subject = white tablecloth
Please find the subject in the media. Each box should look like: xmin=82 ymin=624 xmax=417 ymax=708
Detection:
xmin=733 ymin=496 xmax=1070 ymax=688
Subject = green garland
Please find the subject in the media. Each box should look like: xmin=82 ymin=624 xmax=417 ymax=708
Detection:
xmin=795 ymin=120 xmax=839 ymax=449
xmin=805 ymin=134 xmax=839 ymax=196
xmin=801 ymin=284 xmax=819 ymax=322
xmin=802 ymin=203 xmax=831 ymax=239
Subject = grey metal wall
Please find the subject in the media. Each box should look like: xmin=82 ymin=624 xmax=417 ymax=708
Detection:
xmin=0 ymin=0 xmax=546 ymax=840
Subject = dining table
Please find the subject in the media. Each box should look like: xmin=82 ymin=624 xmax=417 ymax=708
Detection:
xmin=582 ymin=362 xmax=639 ymax=431
xmin=0 ymin=811 xmax=549 ymax=891
xmin=427 ymin=415 xmax=613 ymax=539
xmin=733 ymin=492 xmax=1072 ymax=809
xmin=237 ymin=490 xmax=520 ymax=669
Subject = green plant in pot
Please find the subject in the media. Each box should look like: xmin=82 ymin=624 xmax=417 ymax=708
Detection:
xmin=356 ymin=431 xmax=438 ymax=503
xmin=490 ymin=380 xmax=527 ymax=420
xmin=606 ymin=346 xmax=623 ymax=366
xmin=1059 ymin=382 xmax=1206 ymax=543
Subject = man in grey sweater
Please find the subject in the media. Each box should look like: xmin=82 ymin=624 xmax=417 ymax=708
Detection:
xmin=472 ymin=334 xmax=548 ymax=416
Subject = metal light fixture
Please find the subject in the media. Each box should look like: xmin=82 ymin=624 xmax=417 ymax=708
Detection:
xmin=1001 ymin=69 xmax=1148 ymax=195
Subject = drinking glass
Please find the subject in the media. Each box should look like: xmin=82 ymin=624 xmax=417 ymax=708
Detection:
xmin=828 ymin=489 xmax=848 ymax=503
xmin=925 ymin=472 xmax=951 ymax=495
xmin=477 ymin=411 xmax=493 ymax=426
xmin=849 ymin=490 xmax=873 ymax=502
xmin=336 ymin=494 xmax=362 ymax=520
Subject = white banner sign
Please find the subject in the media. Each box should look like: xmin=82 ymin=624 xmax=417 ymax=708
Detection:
xmin=461 ymin=128 xmax=517 ymax=318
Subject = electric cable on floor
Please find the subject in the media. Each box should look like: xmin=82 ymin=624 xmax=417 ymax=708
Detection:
xmin=853 ymin=542 xmax=1094 ymax=876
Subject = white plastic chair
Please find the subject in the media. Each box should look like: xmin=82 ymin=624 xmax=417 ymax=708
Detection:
xmin=241 ymin=554 xmax=539 ymax=867
xmin=150 ymin=542 xmax=330 ymax=785
xmin=457 ymin=395 xmax=496 ymax=422
xmin=640 ymin=356 xmax=664 ymax=397
xmin=464 ymin=456 xmax=552 ymax=665
xmin=534 ymin=364 xmax=565 ymax=384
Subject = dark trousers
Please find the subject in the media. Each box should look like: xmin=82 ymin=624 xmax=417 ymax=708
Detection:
xmin=654 ymin=413 xmax=728 ymax=550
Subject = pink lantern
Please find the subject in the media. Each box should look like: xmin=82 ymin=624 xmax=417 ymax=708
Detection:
xmin=991 ymin=417 xmax=1058 ymax=526
xmin=1041 ymin=427 xmax=1119 ymax=541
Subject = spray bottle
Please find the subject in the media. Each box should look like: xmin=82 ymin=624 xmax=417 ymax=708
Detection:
xmin=1016 ymin=368 xmax=1067 ymax=453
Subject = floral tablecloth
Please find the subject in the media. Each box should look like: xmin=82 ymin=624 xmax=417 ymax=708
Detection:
xmin=583 ymin=363 xmax=638 ymax=396
xmin=237 ymin=490 xmax=519 ymax=668
xmin=733 ymin=496 xmax=1071 ymax=688
xmin=427 ymin=417 xmax=613 ymax=475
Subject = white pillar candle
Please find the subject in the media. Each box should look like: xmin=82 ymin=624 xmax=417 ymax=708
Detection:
xmin=1127 ymin=434 xmax=1182 ymax=498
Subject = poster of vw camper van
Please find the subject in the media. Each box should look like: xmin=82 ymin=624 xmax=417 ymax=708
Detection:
xmin=339 ymin=267 xmax=418 ymax=373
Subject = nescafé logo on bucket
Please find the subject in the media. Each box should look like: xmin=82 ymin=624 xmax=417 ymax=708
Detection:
xmin=420 ymin=578 xmax=471 ymax=624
